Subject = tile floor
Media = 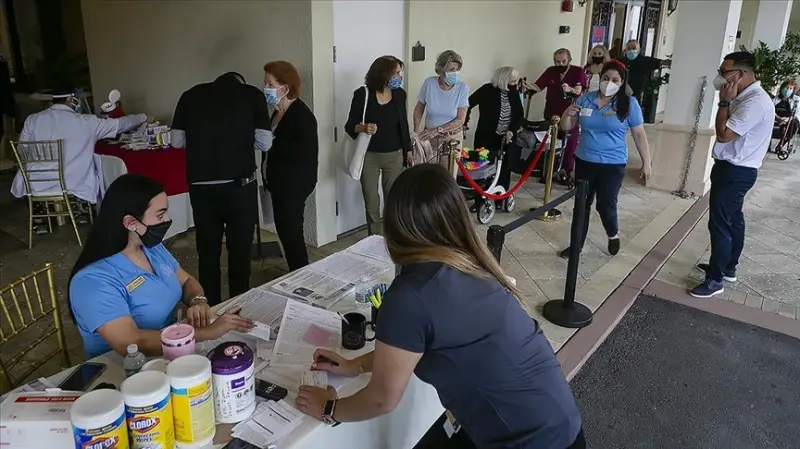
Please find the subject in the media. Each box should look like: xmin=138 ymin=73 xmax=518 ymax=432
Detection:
xmin=656 ymin=152 xmax=800 ymax=320
xmin=0 ymin=139 xmax=693 ymax=391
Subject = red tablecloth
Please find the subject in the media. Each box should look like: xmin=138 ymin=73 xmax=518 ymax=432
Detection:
xmin=95 ymin=142 xmax=188 ymax=195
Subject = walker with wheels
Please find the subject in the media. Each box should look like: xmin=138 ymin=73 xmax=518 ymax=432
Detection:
xmin=456 ymin=142 xmax=515 ymax=225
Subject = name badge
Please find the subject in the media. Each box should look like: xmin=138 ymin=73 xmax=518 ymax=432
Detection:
xmin=579 ymin=108 xmax=593 ymax=117
xmin=126 ymin=275 xmax=145 ymax=293
xmin=603 ymin=110 xmax=617 ymax=116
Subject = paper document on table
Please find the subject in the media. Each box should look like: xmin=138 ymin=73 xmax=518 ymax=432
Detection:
xmin=300 ymin=370 xmax=328 ymax=388
xmin=231 ymin=400 xmax=304 ymax=448
xmin=313 ymin=251 xmax=390 ymax=283
xmin=347 ymin=235 xmax=393 ymax=264
xmin=248 ymin=321 xmax=271 ymax=341
xmin=271 ymin=299 xmax=341 ymax=368
xmin=216 ymin=289 xmax=288 ymax=329
xmin=0 ymin=377 xmax=55 ymax=402
xmin=270 ymin=268 xmax=354 ymax=308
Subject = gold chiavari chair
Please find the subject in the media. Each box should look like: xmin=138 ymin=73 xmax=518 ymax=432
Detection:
xmin=10 ymin=139 xmax=87 ymax=248
xmin=0 ymin=263 xmax=71 ymax=392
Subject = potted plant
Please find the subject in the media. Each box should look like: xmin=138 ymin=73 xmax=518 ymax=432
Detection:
xmin=740 ymin=31 xmax=800 ymax=96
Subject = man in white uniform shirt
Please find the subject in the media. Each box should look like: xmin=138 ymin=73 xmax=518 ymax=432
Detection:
xmin=10 ymin=89 xmax=147 ymax=230
xmin=691 ymin=52 xmax=775 ymax=298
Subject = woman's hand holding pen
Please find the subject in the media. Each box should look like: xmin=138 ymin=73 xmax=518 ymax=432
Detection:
xmin=311 ymin=349 xmax=361 ymax=377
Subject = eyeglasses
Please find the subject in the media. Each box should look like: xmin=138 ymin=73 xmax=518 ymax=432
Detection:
xmin=717 ymin=68 xmax=743 ymax=77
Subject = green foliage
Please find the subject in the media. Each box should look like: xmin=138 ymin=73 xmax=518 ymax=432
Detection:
xmin=739 ymin=31 xmax=800 ymax=94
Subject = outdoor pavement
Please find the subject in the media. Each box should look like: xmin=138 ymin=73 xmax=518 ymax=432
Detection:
xmin=656 ymin=152 xmax=800 ymax=320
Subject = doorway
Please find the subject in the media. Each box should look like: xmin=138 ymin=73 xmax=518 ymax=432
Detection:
xmin=590 ymin=0 xmax=662 ymax=58
xmin=333 ymin=0 xmax=406 ymax=236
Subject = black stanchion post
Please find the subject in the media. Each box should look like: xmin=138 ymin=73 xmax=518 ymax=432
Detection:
xmin=542 ymin=180 xmax=593 ymax=328
xmin=486 ymin=225 xmax=506 ymax=263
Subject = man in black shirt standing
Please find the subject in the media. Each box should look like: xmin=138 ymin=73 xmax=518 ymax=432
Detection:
xmin=621 ymin=39 xmax=670 ymax=102
xmin=171 ymin=72 xmax=272 ymax=306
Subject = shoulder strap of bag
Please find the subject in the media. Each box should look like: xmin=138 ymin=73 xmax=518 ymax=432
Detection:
xmin=361 ymin=85 xmax=368 ymax=123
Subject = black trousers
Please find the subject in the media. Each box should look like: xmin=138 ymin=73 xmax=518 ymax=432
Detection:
xmin=189 ymin=181 xmax=257 ymax=306
xmin=414 ymin=413 xmax=586 ymax=449
xmin=269 ymin=185 xmax=312 ymax=272
xmin=574 ymin=157 xmax=626 ymax=250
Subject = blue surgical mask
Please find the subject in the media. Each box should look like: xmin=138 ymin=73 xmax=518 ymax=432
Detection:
xmin=626 ymin=50 xmax=639 ymax=60
xmin=783 ymin=88 xmax=793 ymax=98
xmin=389 ymin=76 xmax=403 ymax=90
xmin=264 ymin=86 xmax=286 ymax=107
xmin=444 ymin=71 xmax=460 ymax=86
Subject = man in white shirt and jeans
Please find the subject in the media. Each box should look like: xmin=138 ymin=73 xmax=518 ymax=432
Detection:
xmin=691 ymin=52 xmax=775 ymax=298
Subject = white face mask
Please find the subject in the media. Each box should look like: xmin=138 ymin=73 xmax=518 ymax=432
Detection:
xmin=712 ymin=75 xmax=727 ymax=91
xmin=599 ymin=81 xmax=620 ymax=97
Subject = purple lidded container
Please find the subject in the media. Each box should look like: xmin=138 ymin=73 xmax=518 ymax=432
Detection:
xmin=207 ymin=342 xmax=256 ymax=423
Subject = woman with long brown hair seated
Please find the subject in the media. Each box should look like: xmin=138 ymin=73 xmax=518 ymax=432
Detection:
xmin=295 ymin=163 xmax=585 ymax=448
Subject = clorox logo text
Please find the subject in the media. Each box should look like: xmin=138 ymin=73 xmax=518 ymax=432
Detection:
xmin=82 ymin=436 xmax=119 ymax=449
xmin=130 ymin=416 xmax=160 ymax=433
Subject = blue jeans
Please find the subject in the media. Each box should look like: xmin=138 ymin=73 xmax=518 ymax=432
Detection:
xmin=575 ymin=157 xmax=627 ymax=249
xmin=707 ymin=160 xmax=757 ymax=282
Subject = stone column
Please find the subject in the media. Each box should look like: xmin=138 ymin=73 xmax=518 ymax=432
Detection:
xmin=751 ymin=0 xmax=793 ymax=50
xmin=649 ymin=0 xmax=743 ymax=196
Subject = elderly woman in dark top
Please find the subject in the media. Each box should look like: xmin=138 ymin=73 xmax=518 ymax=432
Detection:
xmin=466 ymin=66 xmax=524 ymax=209
xmin=296 ymin=164 xmax=585 ymax=449
xmin=345 ymin=55 xmax=412 ymax=236
xmin=263 ymin=60 xmax=318 ymax=271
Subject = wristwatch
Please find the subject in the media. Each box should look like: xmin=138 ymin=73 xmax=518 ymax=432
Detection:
xmin=189 ymin=296 xmax=207 ymax=306
xmin=718 ymin=100 xmax=730 ymax=108
xmin=322 ymin=399 xmax=341 ymax=427
xmin=437 ymin=126 xmax=444 ymax=134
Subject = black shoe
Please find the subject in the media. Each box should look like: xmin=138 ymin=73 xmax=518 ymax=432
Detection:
xmin=559 ymin=247 xmax=572 ymax=259
xmin=470 ymin=203 xmax=479 ymax=213
xmin=608 ymin=237 xmax=620 ymax=256
xmin=696 ymin=263 xmax=737 ymax=282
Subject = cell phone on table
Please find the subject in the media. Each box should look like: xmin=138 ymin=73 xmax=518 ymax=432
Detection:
xmin=58 ymin=362 xmax=107 ymax=391
xmin=254 ymin=378 xmax=288 ymax=402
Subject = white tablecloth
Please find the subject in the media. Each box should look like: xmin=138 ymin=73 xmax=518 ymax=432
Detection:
xmin=96 ymin=154 xmax=194 ymax=240
xmin=47 ymin=243 xmax=443 ymax=448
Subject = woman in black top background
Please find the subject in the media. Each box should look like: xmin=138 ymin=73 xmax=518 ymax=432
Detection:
xmin=345 ymin=56 xmax=412 ymax=236
xmin=263 ymin=60 xmax=318 ymax=271
xmin=466 ymin=66 xmax=524 ymax=208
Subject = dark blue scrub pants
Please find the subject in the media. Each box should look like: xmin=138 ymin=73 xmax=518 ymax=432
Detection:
xmin=574 ymin=157 xmax=627 ymax=250
xmin=707 ymin=160 xmax=758 ymax=282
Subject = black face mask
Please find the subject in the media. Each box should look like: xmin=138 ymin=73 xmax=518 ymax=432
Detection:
xmin=137 ymin=220 xmax=173 ymax=248
xmin=555 ymin=65 xmax=569 ymax=73
xmin=507 ymin=84 xmax=517 ymax=91
xmin=592 ymin=56 xmax=604 ymax=65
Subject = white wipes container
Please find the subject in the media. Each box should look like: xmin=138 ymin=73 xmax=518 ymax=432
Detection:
xmin=70 ymin=389 xmax=129 ymax=449
xmin=121 ymin=371 xmax=176 ymax=449
xmin=167 ymin=354 xmax=215 ymax=448
xmin=208 ymin=342 xmax=256 ymax=423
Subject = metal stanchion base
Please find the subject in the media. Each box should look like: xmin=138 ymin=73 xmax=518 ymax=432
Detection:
xmin=251 ymin=241 xmax=282 ymax=260
xmin=542 ymin=300 xmax=593 ymax=328
xmin=534 ymin=208 xmax=562 ymax=221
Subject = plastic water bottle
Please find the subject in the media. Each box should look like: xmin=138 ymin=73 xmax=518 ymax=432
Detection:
xmin=355 ymin=277 xmax=371 ymax=304
xmin=123 ymin=344 xmax=146 ymax=378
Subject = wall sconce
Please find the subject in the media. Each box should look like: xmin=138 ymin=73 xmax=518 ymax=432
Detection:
xmin=578 ymin=0 xmax=590 ymax=6
xmin=668 ymin=0 xmax=679 ymax=16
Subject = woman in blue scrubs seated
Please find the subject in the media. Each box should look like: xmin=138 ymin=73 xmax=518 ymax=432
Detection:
xmin=69 ymin=174 xmax=253 ymax=359
xmin=295 ymin=164 xmax=586 ymax=449
xmin=559 ymin=59 xmax=651 ymax=259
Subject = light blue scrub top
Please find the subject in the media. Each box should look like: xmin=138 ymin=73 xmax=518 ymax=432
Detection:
xmin=574 ymin=91 xmax=644 ymax=165
xmin=70 ymin=243 xmax=182 ymax=359
xmin=418 ymin=76 xmax=470 ymax=129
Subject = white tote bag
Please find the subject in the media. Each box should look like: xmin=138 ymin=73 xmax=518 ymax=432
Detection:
xmin=342 ymin=86 xmax=371 ymax=180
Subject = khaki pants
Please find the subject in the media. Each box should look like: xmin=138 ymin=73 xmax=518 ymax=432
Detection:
xmin=361 ymin=150 xmax=404 ymax=235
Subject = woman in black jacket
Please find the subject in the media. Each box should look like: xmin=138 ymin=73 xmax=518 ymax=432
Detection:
xmin=263 ymin=60 xmax=318 ymax=271
xmin=345 ymin=56 xmax=412 ymax=236
xmin=466 ymin=66 xmax=524 ymax=208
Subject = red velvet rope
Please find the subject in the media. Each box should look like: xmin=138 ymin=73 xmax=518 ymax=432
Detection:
xmin=457 ymin=133 xmax=549 ymax=200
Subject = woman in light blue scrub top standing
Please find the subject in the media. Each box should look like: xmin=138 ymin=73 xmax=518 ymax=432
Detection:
xmin=68 ymin=174 xmax=254 ymax=359
xmin=559 ymin=60 xmax=652 ymax=259
xmin=412 ymin=49 xmax=470 ymax=158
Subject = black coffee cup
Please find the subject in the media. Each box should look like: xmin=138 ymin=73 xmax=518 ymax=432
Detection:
xmin=341 ymin=312 xmax=374 ymax=350
xmin=365 ymin=306 xmax=379 ymax=340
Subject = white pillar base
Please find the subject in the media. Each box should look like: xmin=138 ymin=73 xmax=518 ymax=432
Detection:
xmin=649 ymin=124 xmax=716 ymax=196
